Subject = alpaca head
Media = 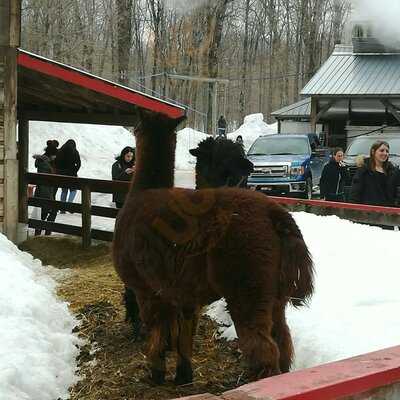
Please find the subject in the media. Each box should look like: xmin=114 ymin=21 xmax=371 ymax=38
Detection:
xmin=190 ymin=137 xmax=254 ymax=188
xmin=132 ymin=110 xmax=186 ymax=189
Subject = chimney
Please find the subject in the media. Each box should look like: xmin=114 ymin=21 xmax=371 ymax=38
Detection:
xmin=352 ymin=21 xmax=400 ymax=54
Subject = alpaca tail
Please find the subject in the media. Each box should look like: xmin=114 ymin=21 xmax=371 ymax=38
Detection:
xmin=270 ymin=205 xmax=314 ymax=307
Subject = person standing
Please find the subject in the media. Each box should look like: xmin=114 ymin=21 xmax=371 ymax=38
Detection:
xmin=319 ymin=147 xmax=348 ymax=201
xmin=350 ymin=141 xmax=400 ymax=207
xmin=32 ymin=141 xmax=58 ymax=235
xmin=235 ymin=135 xmax=244 ymax=146
xmin=217 ymin=115 xmax=227 ymax=138
xmin=55 ymin=139 xmax=81 ymax=211
xmin=111 ymin=146 xmax=135 ymax=208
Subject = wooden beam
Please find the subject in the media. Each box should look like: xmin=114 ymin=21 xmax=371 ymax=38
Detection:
xmin=81 ymin=186 xmax=91 ymax=249
xmin=316 ymin=100 xmax=336 ymax=121
xmin=212 ymin=81 xmax=218 ymax=137
xmin=310 ymin=97 xmax=318 ymax=133
xmin=28 ymin=197 xmax=119 ymax=218
xmin=0 ymin=0 xmax=21 ymax=242
xmin=18 ymin=118 xmax=28 ymax=223
xmin=19 ymin=110 xmax=139 ymax=126
xmin=25 ymin=172 xmax=130 ymax=194
xmin=28 ymin=219 xmax=82 ymax=237
xmin=0 ymin=2 xmax=10 ymax=46
xmin=380 ymin=99 xmax=400 ymax=125
xmin=9 ymin=0 xmax=20 ymax=47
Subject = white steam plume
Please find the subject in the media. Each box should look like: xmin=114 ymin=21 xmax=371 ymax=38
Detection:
xmin=352 ymin=0 xmax=400 ymax=48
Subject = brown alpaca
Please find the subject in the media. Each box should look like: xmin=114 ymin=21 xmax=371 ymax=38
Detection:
xmin=113 ymin=112 xmax=314 ymax=385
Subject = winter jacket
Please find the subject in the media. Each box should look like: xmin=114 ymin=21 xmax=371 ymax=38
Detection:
xmin=319 ymin=159 xmax=348 ymax=201
xmin=33 ymin=154 xmax=55 ymax=199
xmin=111 ymin=157 xmax=134 ymax=204
xmin=350 ymin=157 xmax=400 ymax=206
xmin=217 ymin=117 xmax=227 ymax=129
xmin=55 ymin=148 xmax=81 ymax=176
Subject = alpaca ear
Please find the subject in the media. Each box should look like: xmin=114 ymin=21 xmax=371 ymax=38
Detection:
xmin=189 ymin=148 xmax=199 ymax=157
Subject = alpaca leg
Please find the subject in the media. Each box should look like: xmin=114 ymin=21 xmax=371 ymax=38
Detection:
xmin=136 ymin=296 xmax=173 ymax=384
xmin=174 ymin=308 xmax=198 ymax=385
xmin=123 ymin=286 xmax=144 ymax=341
xmin=228 ymin=300 xmax=280 ymax=379
xmin=147 ymin=326 xmax=168 ymax=384
xmin=272 ymin=300 xmax=293 ymax=373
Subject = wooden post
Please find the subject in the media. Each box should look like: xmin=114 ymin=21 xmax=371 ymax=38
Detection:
xmin=81 ymin=185 xmax=92 ymax=248
xmin=18 ymin=119 xmax=28 ymax=223
xmin=310 ymin=97 xmax=318 ymax=134
xmin=212 ymin=81 xmax=218 ymax=137
xmin=0 ymin=0 xmax=21 ymax=242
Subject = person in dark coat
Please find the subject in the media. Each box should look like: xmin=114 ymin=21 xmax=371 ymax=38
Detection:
xmin=111 ymin=146 xmax=135 ymax=208
xmin=319 ymin=147 xmax=348 ymax=202
xmin=32 ymin=142 xmax=58 ymax=235
xmin=350 ymin=141 xmax=400 ymax=207
xmin=55 ymin=139 xmax=81 ymax=210
xmin=235 ymin=135 xmax=244 ymax=146
xmin=217 ymin=115 xmax=227 ymax=138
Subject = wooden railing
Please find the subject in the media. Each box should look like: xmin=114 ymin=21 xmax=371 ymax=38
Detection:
xmin=270 ymin=196 xmax=400 ymax=227
xmin=25 ymin=172 xmax=130 ymax=248
xmin=23 ymin=172 xmax=400 ymax=249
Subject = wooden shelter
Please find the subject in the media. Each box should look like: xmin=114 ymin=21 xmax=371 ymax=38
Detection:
xmin=1 ymin=0 xmax=186 ymax=243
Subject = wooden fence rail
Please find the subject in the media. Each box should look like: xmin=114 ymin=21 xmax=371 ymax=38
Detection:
xmin=23 ymin=173 xmax=400 ymax=249
xmin=25 ymin=172 xmax=128 ymax=248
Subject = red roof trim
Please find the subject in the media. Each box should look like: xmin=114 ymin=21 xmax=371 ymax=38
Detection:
xmin=18 ymin=51 xmax=186 ymax=120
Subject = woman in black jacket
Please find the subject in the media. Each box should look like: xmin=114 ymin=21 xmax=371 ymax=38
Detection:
xmin=33 ymin=142 xmax=58 ymax=235
xmin=319 ymin=147 xmax=348 ymax=201
xmin=55 ymin=139 xmax=81 ymax=209
xmin=111 ymin=146 xmax=135 ymax=208
xmin=350 ymin=141 xmax=400 ymax=207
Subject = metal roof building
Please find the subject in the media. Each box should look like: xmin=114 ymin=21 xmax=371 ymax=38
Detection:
xmin=301 ymin=44 xmax=400 ymax=127
xmin=272 ymin=40 xmax=400 ymax=147
xmin=271 ymin=98 xmax=311 ymax=120
xmin=302 ymin=47 xmax=400 ymax=97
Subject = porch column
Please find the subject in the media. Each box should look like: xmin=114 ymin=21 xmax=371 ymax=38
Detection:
xmin=310 ymin=97 xmax=318 ymax=134
xmin=18 ymin=118 xmax=28 ymax=223
xmin=0 ymin=0 xmax=20 ymax=242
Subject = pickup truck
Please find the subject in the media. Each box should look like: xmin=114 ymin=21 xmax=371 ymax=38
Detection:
xmin=246 ymin=134 xmax=330 ymax=199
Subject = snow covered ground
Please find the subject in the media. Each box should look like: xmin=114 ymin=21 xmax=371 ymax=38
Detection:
xmin=2 ymin=114 xmax=400 ymax=399
xmin=0 ymin=235 xmax=80 ymax=400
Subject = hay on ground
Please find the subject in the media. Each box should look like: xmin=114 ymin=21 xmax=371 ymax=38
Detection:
xmin=20 ymin=236 xmax=250 ymax=400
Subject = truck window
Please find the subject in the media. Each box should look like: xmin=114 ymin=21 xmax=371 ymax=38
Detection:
xmin=248 ymin=137 xmax=310 ymax=156
xmin=346 ymin=137 xmax=400 ymax=156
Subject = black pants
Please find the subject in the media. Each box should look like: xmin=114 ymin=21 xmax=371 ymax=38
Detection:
xmin=115 ymin=202 xmax=124 ymax=209
xmin=35 ymin=207 xmax=57 ymax=236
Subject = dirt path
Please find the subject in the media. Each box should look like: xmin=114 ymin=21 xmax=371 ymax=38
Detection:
xmin=20 ymin=236 xmax=249 ymax=400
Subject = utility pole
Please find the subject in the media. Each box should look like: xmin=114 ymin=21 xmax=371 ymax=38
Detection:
xmin=166 ymin=73 xmax=228 ymax=136
xmin=0 ymin=0 xmax=21 ymax=242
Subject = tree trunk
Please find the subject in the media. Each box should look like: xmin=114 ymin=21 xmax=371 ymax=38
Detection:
xmin=116 ymin=0 xmax=132 ymax=86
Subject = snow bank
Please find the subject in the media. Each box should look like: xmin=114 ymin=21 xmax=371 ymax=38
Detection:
xmin=206 ymin=212 xmax=400 ymax=370
xmin=228 ymin=113 xmax=277 ymax=151
xmin=28 ymin=121 xmax=136 ymax=180
xmin=175 ymin=127 xmax=208 ymax=170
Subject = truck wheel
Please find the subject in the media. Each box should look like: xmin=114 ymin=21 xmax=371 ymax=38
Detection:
xmin=301 ymin=177 xmax=313 ymax=199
